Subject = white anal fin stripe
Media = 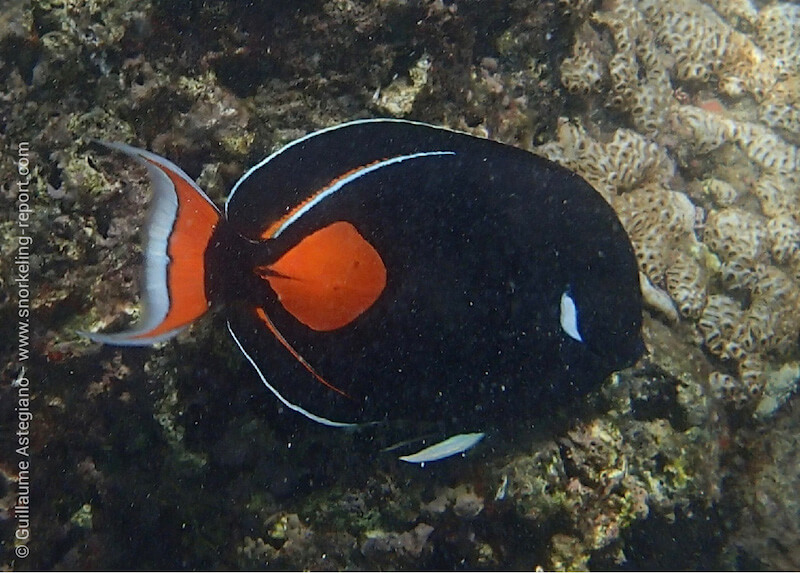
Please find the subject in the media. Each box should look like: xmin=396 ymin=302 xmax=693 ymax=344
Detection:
xmin=226 ymin=320 xmax=357 ymax=428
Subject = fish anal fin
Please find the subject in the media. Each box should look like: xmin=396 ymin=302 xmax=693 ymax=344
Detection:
xmin=254 ymin=307 xmax=352 ymax=400
xmin=261 ymin=221 xmax=386 ymax=331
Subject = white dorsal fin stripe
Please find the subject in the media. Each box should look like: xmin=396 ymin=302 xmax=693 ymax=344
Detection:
xmin=560 ymin=291 xmax=583 ymax=343
xmin=271 ymin=151 xmax=455 ymax=237
xmin=227 ymin=118 xmax=469 ymax=216
xmin=226 ymin=320 xmax=357 ymax=428
xmin=398 ymin=432 xmax=486 ymax=464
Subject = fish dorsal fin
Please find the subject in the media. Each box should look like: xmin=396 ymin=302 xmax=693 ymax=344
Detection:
xmin=259 ymin=221 xmax=387 ymax=331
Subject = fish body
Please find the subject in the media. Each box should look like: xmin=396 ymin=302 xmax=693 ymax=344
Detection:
xmin=86 ymin=119 xmax=643 ymax=462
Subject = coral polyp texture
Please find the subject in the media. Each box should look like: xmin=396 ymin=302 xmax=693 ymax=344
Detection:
xmin=546 ymin=0 xmax=800 ymax=415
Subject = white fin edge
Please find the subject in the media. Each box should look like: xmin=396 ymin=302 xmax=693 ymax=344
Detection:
xmin=81 ymin=142 xmax=219 ymax=346
xmin=226 ymin=320 xmax=358 ymax=428
xmin=226 ymin=117 xmax=470 ymax=217
xmin=270 ymin=150 xmax=455 ymax=237
xmin=399 ymin=432 xmax=485 ymax=464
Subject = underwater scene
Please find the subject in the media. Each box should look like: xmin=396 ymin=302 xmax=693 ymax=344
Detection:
xmin=2 ymin=0 xmax=800 ymax=569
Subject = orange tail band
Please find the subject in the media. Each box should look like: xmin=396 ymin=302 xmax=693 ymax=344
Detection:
xmin=83 ymin=142 xmax=220 ymax=345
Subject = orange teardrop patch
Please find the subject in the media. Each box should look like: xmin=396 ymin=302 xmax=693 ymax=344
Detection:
xmin=260 ymin=221 xmax=387 ymax=331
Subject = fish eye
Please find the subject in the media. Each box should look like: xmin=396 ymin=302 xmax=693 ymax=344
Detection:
xmin=559 ymin=290 xmax=583 ymax=343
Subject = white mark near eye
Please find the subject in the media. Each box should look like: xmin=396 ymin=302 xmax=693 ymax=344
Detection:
xmin=560 ymin=291 xmax=583 ymax=343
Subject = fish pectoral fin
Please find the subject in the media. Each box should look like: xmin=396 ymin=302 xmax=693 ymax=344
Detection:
xmin=398 ymin=432 xmax=486 ymax=464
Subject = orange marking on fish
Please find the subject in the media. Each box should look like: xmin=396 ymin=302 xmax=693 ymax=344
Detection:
xmin=259 ymin=221 xmax=387 ymax=332
xmin=132 ymin=158 xmax=219 ymax=340
xmin=255 ymin=307 xmax=352 ymax=399
xmin=261 ymin=159 xmax=386 ymax=238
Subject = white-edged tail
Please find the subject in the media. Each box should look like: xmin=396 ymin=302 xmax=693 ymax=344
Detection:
xmin=81 ymin=142 xmax=220 ymax=346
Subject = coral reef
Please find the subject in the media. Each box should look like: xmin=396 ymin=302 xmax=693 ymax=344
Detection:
xmin=544 ymin=0 xmax=800 ymax=417
xmin=726 ymin=393 xmax=800 ymax=569
xmin=494 ymin=313 xmax=724 ymax=569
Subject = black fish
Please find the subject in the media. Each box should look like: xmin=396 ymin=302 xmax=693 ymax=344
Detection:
xmin=85 ymin=119 xmax=643 ymax=462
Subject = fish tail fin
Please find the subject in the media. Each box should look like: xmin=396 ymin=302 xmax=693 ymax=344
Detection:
xmin=82 ymin=142 xmax=221 ymax=346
